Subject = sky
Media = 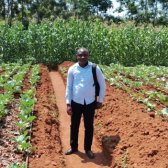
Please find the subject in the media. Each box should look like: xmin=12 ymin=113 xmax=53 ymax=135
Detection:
xmin=107 ymin=0 xmax=127 ymax=17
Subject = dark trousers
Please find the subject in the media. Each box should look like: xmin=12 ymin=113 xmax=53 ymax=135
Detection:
xmin=70 ymin=100 xmax=96 ymax=151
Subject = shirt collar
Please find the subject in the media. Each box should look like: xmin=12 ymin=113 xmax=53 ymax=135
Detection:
xmin=77 ymin=61 xmax=92 ymax=68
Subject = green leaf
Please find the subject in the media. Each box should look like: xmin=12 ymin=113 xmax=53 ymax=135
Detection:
xmin=160 ymin=108 xmax=168 ymax=116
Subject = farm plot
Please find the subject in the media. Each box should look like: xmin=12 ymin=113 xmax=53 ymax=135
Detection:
xmin=1 ymin=61 xmax=168 ymax=168
xmin=0 ymin=64 xmax=64 ymax=168
xmin=101 ymin=63 xmax=168 ymax=117
xmin=59 ymin=61 xmax=168 ymax=168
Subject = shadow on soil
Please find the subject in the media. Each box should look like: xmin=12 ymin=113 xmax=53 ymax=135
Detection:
xmin=0 ymin=119 xmax=5 ymax=146
xmin=74 ymin=135 xmax=120 ymax=167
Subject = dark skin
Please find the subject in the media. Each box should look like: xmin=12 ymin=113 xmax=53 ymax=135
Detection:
xmin=67 ymin=49 xmax=102 ymax=115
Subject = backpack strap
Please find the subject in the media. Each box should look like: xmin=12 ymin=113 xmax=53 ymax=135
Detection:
xmin=92 ymin=63 xmax=98 ymax=86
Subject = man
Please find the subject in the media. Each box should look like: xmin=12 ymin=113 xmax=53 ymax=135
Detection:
xmin=65 ymin=47 xmax=106 ymax=159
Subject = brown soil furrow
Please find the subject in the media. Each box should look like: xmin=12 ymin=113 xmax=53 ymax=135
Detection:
xmin=28 ymin=65 xmax=65 ymax=168
xmin=49 ymin=71 xmax=111 ymax=168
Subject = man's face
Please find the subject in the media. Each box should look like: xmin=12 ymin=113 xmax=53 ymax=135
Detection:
xmin=76 ymin=51 xmax=89 ymax=66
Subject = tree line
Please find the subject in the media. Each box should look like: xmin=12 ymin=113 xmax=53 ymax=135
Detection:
xmin=0 ymin=0 xmax=168 ymax=27
xmin=0 ymin=0 xmax=111 ymax=26
xmin=116 ymin=0 xmax=168 ymax=26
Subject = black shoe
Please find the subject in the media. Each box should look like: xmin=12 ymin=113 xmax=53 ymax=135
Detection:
xmin=85 ymin=150 xmax=94 ymax=159
xmin=65 ymin=148 xmax=78 ymax=155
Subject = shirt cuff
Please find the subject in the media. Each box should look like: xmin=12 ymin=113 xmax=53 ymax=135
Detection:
xmin=66 ymin=99 xmax=71 ymax=105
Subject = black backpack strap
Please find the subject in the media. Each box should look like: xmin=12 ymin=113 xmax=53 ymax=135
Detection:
xmin=92 ymin=63 xmax=97 ymax=86
xmin=92 ymin=63 xmax=100 ymax=98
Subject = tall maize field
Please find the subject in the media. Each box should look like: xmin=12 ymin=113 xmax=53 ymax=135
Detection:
xmin=0 ymin=19 xmax=168 ymax=66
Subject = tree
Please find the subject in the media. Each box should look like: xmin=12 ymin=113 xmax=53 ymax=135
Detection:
xmin=0 ymin=0 xmax=115 ymax=23
xmin=30 ymin=0 xmax=67 ymax=23
xmin=0 ymin=0 xmax=6 ymax=20
xmin=116 ymin=0 xmax=168 ymax=26
xmin=89 ymin=0 xmax=112 ymax=14
xmin=66 ymin=0 xmax=112 ymax=19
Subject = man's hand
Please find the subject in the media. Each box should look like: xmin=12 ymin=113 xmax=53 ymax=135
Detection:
xmin=67 ymin=104 xmax=72 ymax=116
xmin=96 ymin=102 xmax=102 ymax=109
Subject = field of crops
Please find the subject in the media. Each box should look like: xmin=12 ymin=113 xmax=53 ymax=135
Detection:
xmin=0 ymin=63 xmax=39 ymax=167
xmin=1 ymin=61 xmax=168 ymax=167
xmin=1 ymin=19 xmax=168 ymax=166
xmin=1 ymin=16 xmax=168 ymax=168
xmin=101 ymin=63 xmax=168 ymax=117
xmin=1 ymin=20 xmax=168 ymax=66
xmin=0 ymin=63 xmax=64 ymax=168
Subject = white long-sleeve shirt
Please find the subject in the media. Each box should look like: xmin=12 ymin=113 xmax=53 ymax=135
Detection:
xmin=66 ymin=61 xmax=106 ymax=105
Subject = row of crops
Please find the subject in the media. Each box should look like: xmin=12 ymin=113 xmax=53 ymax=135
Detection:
xmin=0 ymin=63 xmax=40 ymax=168
xmin=1 ymin=62 xmax=168 ymax=167
xmin=1 ymin=19 xmax=168 ymax=66
xmin=100 ymin=64 xmax=168 ymax=117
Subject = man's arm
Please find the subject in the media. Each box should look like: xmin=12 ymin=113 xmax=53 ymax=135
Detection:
xmin=65 ymin=68 xmax=73 ymax=115
xmin=96 ymin=65 xmax=106 ymax=106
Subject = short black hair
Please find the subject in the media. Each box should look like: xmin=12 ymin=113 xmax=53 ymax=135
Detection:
xmin=76 ymin=47 xmax=89 ymax=56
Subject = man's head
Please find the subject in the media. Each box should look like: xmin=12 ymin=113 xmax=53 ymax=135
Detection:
xmin=76 ymin=47 xmax=89 ymax=67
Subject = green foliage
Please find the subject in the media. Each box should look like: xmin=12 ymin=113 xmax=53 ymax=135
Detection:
xmin=8 ymin=162 xmax=26 ymax=168
xmin=14 ymin=130 xmax=33 ymax=152
xmin=14 ymin=64 xmax=40 ymax=153
xmin=1 ymin=0 xmax=112 ymax=26
xmin=1 ymin=20 xmax=168 ymax=66
xmin=158 ymin=108 xmax=168 ymax=117
xmin=116 ymin=0 xmax=168 ymax=26
xmin=101 ymin=63 xmax=168 ymax=114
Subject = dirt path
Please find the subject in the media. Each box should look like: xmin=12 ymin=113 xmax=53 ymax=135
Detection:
xmin=49 ymin=71 xmax=111 ymax=168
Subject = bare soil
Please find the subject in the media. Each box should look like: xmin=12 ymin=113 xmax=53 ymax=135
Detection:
xmin=95 ymin=82 xmax=168 ymax=168
xmin=28 ymin=65 xmax=65 ymax=168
